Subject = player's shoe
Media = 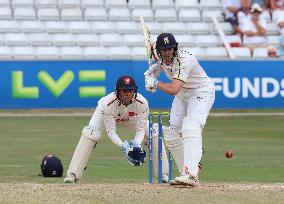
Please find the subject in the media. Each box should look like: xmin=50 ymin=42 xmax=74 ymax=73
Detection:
xmin=64 ymin=173 xmax=77 ymax=183
xmin=169 ymin=173 xmax=183 ymax=185
xmin=174 ymin=174 xmax=199 ymax=187
xmin=169 ymin=179 xmax=181 ymax=185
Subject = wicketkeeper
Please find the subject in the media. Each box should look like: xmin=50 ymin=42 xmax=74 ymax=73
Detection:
xmin=64 ymin=75 xmax=169 ymax=183
xmin=144 ymin=33 xmax=215 ymax=186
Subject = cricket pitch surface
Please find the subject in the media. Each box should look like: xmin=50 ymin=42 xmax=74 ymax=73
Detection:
xmin=0 ymin=183 xmax=283 ymax=204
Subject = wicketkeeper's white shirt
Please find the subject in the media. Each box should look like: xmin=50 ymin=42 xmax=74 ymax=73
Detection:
xmin=93 ymin=92 xmax=148 ymax=147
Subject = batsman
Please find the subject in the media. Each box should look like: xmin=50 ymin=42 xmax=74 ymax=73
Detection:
xmin=64 ymin=75 xmax=169 ymax=183
xmin=144 ymin=33 xmax=215 ymax=186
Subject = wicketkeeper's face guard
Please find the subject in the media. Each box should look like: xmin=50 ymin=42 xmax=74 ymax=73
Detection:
xmin=118 ymin=89 xmax=136 ymax=106
xmin=115 ymin=75 xmax=138 ymax=105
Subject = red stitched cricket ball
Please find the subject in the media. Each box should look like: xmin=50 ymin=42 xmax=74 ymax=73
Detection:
xmin=225 ymin=149 xmax=234 ymax=158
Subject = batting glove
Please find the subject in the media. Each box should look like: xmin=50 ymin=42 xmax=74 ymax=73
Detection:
xmin=145 ymin=85 xmax=156 ymax=93
xmin=144 ymin=74 xmax=158 ymax=93
xmin=153 ymin=78 xmax=159 ymax=89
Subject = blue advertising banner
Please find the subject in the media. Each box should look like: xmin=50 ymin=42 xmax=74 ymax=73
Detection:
xmin=202 ymin=60 xmax=284 ymax=108
xmin=0 ymin=60 xmax=283 ymax=109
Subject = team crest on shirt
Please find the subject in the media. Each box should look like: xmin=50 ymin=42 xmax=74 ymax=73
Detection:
xmin=128 ymin=112 xmax=135 ymax=116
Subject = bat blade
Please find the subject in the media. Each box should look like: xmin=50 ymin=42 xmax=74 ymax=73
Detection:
xmin=140 ymin=16 xmax=153 ymax=66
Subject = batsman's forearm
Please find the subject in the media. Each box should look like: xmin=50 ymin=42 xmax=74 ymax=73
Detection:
xmin=157 ymin=81 xmax=179 ymax=95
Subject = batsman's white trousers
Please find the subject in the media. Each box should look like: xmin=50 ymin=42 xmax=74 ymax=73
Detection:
xmin=169 ymin=86 xmax=215 ymax=132
xmin=169 ymin=84 xmax=215 ymax=177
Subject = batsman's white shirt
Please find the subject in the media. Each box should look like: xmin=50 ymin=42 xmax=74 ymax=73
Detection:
xmin=153 ymin=49 xmax=215 ymax=132
xmin=89 ymin=92 xmax=149 ymax=147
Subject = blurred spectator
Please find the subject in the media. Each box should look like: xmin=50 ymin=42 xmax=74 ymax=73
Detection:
xmin=279 ymin=35 xmax=284 ymax=56
xmin=268 ymin=0 xmax=284 ymax=10
xmin=252 ymin=0 xmax=270 ymax=9
xmin=237 ymin=0 xmax=252 ymax=36
xmin=276 ymin=10 xmax=284 ymax=34
xmin=223 ymin=0 xmax=242 ymax=34
xmin=276 ymin=12 xmax=284 ymax=58
xmin=267 ymin=45 xmax=279 ymax=57
xmin=241 ymin=3 xmax=267 ymax=54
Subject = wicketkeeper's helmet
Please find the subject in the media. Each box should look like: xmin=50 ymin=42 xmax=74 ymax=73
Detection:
xmin=156 ymin=33 xmax=178 ymax=51
xmin=115 ymin=75 xmax=138 ymax=99
xmin=116 ymin=75 xmax=137 ymax=90
xmin=40 ymin=154 xmax=63 ymax=177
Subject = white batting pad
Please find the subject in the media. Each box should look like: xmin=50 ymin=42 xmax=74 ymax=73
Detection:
xmin=66 ymin=126 xmax=97 ymax=180
xmin=163 ymin=126 xmax=184 ymax=174
xmin=182 ymin=117 xmax=202 ymax=178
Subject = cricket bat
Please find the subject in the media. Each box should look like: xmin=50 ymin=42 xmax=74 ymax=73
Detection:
xmin=140 ymin=16 xmax=159 ymax=66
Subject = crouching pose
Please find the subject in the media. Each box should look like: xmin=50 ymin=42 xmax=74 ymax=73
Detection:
xmin=145 ymin=33 xmax=215 ymax=186
xmin=64 ymin=75 xmax=168 ymax=183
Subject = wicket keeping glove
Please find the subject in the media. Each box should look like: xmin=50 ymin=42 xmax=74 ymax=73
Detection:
xmin=121 ymin=140 xmax=146 ymax=166
xmin=120 ymin=140 xmax=131 ymax=154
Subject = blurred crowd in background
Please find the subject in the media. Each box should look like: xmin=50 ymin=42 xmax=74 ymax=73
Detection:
xmin=223 ymin=0 xmax=284 ymax=57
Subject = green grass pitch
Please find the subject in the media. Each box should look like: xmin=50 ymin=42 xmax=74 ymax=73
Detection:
xmin=0 ymin=111 xmax=283 ymax=184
